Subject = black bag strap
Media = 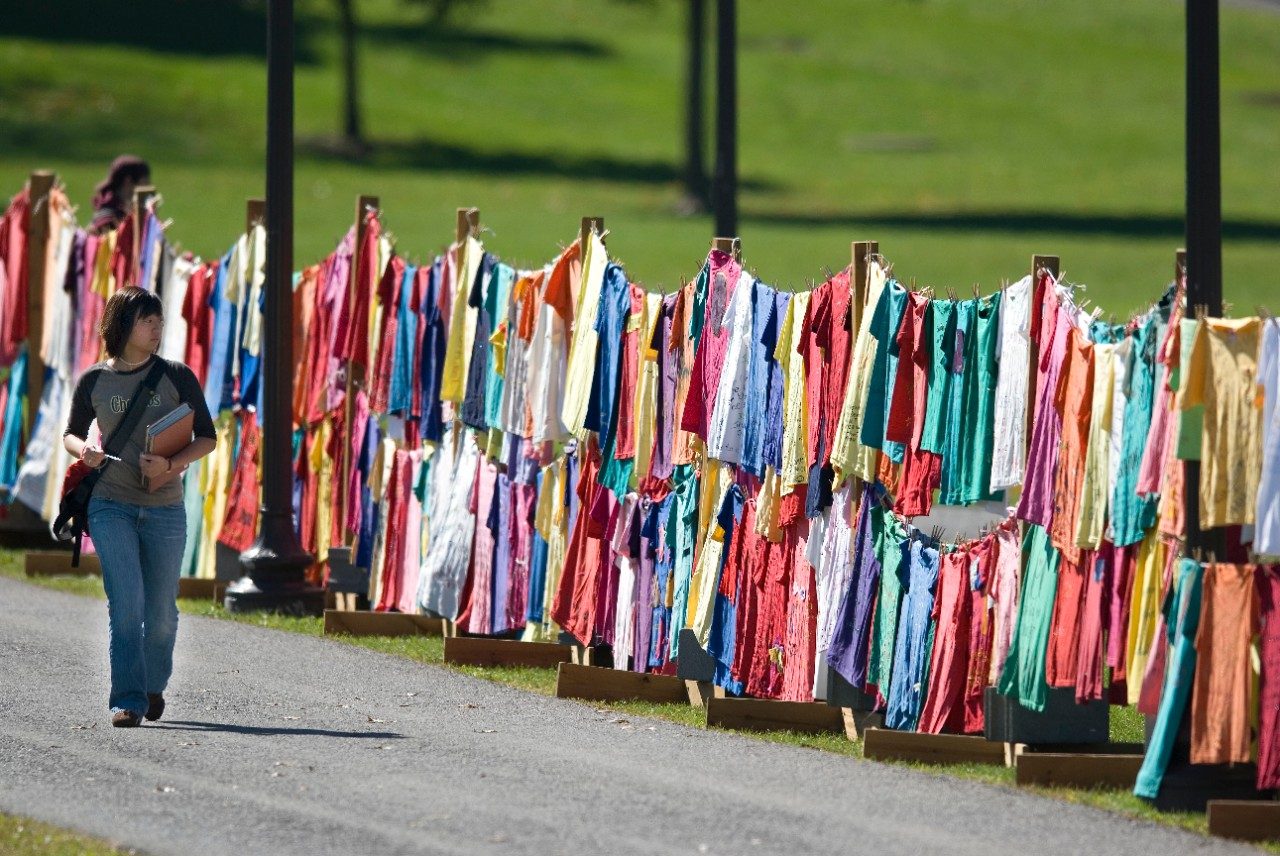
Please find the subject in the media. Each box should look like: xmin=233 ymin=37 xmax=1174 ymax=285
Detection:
xmin=98 ymin=358 xmax=168 ymax=466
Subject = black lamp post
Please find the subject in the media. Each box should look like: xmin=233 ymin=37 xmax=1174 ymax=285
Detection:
xmin=712 ymin=0 xmax=737 ymax=237
xmin=1183 ymin=0 xmax=1222 ymax=558
xmin=225 ymin=0 xmax=324 ymax=615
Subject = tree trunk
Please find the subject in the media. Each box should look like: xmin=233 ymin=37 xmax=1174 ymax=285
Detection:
xmin=684 ymin=0 xmax=707 ymax=208
xmin=337 ymin=0 xmax=363 ymax=147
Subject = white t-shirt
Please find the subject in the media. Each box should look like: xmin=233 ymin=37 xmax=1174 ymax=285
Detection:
xmin=989 ymin=274 xmax=1032 ymax=491
xmin=1256 ymin=319 xmax=1280 ymax=557
xmin=706 ymin=273 xmax=757 ymax=464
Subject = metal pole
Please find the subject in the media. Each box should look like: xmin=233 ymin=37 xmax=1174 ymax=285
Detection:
xmin=684 ymin=0 xmax=708 ymax=207
xmin=226 ymin=0 xmax=323 ymax=615
xmin=1183 ymin=0 xmax=1222 ymax=558
xmin=1185 ymin=0 xmax=1222 ymax=317
xmin=712 ymin=0 xmax=737 ymax=237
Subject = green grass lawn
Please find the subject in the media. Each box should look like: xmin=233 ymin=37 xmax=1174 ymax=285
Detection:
xmin=2 ymin=547 xmax=1273 ymax=850
xmin=1 ymin=0 xmax=1276 ymax=311
xmin=0 ymin=811 xmax=136 ymax=856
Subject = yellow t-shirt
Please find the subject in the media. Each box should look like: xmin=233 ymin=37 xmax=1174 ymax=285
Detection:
xmin=1182 ymin=317 xmax=1263 ymax=528
xmin=831 ymin=262 xmax=888 ymax=486
xmin=440 ymin=236 xmax=483 ymax=402
xmin=630 ymin=292 xmax=663 ymax=489
xmin=1075 ymin=342 xmax=1116 ymax=548
xmin=1125 ymin=527 xmax=1165 ymax=705
xmin=560 ymin=232 xmax=609 ymax=435
xmin=775 ymin=291 xmax=811 ymax=491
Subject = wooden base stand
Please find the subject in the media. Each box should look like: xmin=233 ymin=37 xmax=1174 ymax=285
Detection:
xmin=1207 ymin=800 xmax=1280 ymax=842
xmin=322 ymin=610 xmax=448 ymax=637
xmin=684 ymin=679 xmax=725 ymax=708
xmin=177 ymin=578 xmax=227 ymax=601
xmin=443 ymin=636 xmax=572 ymax=668
xmin=554 ymin=662 xmax=688 ymax=704
xmin=1015 ymin=752 xmax=1144 ymax=788
xmin=863 ymin=728 xmax=1008 ymax=765
xmin=25 ymin=550 xmax=100 ymax=577
xmin=706 ymin=697 xmax=846 ymax=736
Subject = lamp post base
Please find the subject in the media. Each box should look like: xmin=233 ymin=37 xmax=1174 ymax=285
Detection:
xmin=223 ymin=576 xmax=325 ymax=616
xmin=226 ymin=521 xmax=323 ymax=616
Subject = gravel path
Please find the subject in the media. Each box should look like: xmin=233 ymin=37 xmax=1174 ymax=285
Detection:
xmin=0 ymin=575 xmax=1256 ymax=856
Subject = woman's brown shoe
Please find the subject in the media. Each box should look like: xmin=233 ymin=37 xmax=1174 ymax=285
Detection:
xmin=111 ymin=710 xmax=142 ymax=728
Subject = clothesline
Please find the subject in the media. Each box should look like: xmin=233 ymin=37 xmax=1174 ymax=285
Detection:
xmin=2 ymin=174 xmax=1278 ymax=803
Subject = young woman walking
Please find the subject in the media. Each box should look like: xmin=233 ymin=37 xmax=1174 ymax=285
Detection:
xmin=62 ymin=286 xmax=217 ymax=727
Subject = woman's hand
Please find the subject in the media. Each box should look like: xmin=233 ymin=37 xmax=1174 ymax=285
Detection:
xmin=138 ymin=453 xmax=170 ymax=480
xmin=80 ymin=445 xmax=106 ymax=468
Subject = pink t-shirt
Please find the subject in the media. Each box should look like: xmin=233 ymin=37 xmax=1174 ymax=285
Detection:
xmin=679 ymin=250 xmax=743 ymax=439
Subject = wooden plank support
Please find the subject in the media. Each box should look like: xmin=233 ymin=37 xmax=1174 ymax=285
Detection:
xmin=1207 ymin=800 xmax=1280 ymax=843
xmin=322 ymin=609 xmax=447 ymax=637
xmin=842 ymin=708 xmax=885 ymax=741
xmin=1015 ymin=753 xmax=1144 ymax=789
xmin=580 ymin=216 xmax=605 ymax=247
xmin=711 ymin=235 xmax=741 ymax=261
xmin=176 ymin=578 xmax=227 ymax=601
xmin=862 ymin=728 xmax=1008 ymax=766
xmin=456 ymin=207 xmax=480 ymax=243
xmin=245 ymin=198 xmax=265 ymax=234
xmin=25 ymin=170 xmax=55 ymax=434
xmin=850 ymin=239 xmax=879 ymax=334
xmin=443 ymin=636 xmax=572 ymax=669
xmin=554 ymin=662 xmax=689 ymax=705
xmin=706 ymin=696 xmax=846 ymax=736
xmin=25 ymin=550 xmax=100 ymax=577
xmin=684 ymin=679 xmax=725 ymax=708
xmin=131 ymin=185 xmax=157 ymax=286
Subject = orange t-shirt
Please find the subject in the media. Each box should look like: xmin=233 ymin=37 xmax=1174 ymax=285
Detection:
xmin=1191 ymin=562 xmax=1259 ymax=764
xmin=1049 ymin=327 xmax=1094 ymax=565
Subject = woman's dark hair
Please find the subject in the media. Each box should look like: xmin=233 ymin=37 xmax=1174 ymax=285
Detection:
xmin=92 ymin=155 xmax=150 ymax=213
xmin=98 ymin=286 xmax=164 ymax=358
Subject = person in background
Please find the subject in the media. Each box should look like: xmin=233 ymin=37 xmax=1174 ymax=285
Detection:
xmin=62 ymin=287 xmax=217 ymax=728
xmin=89 ymin=155 xmax=151 ymax=234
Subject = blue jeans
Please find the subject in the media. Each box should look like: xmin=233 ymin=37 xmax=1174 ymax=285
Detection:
xmin=88 ymin=497 xmax=187 ymax=715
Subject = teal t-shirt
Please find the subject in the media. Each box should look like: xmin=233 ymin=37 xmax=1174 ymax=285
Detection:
xmin=859 ymin=281 xmax=909 ymax=456
xmin=920 ymin=300 xmax=957 ymax=455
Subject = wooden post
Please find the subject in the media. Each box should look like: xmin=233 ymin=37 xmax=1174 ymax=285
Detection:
xmin=456 ymin=207 xmax=480 ymax=244
xmin=850 ymin=240 xmax=879 ymax=334
xmin=131 ymin=185 xmax=156 ymax=287
xmin=24 ymin=171 xmax=55 ymax=435
xmin=338 ymin=194 xmax=379 ymax=546
xmin=711 ymin=235 xmax=740 ymax=261
xmin=245 ymin=198 xmax=266 ymax=235
xmin=580 ymin=216 xmax=605 ymax=247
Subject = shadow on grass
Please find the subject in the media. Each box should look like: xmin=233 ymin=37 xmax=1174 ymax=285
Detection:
xmin=745 ymin=209 xmax=1280 ymax=240
xmin=156 ymin=720 xmax=405 ymax=740
xmin=0 ymin=0 xmax=318 ymax=62
xmin=300 ymin=135 xmax=779 ymax=190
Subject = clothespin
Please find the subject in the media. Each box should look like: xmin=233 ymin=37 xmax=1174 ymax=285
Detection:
xmin=822 ymin=265 xmax=834 ymax=280
xmin=972 ymin=283 xmax=980 ymax=300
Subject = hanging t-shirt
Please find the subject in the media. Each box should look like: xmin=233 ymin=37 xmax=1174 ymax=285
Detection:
xmin=680 ymin=250 xmax=742 ymax=440
xmin=990 ymin=275 xmax=1033 ymax=491
xmin=1257 ymin=319 xmax=1280 ymax=557
xmin=953 ymin=292 xmax=1002 ymax=505
xmin=1191 ymin=562 xmax=1259 ymax=765
xmin=1075 ymin=342 xmax=1115 ymax=548
xmin=1048 ymin=327 xmax=1094 ymax=562
xmin=707 ymin=273 xmax=759 ymax=466
xmin=997 ymin=523 xmax=1060 ymax=712
xmin=885 ymin=535 xmax=940 ymax=730
xmin=1182 ymin=317 xmax=1264 ymax=529
xmin=859 ymin=280 xmax=908 ymax=455
xmin=919 ymin=298 xmax=958 ymax=457
xmin=1133 ymin=557 xmax=1204 ymax=799
xmin=561 ymin=232 xmax=611 ymax=435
